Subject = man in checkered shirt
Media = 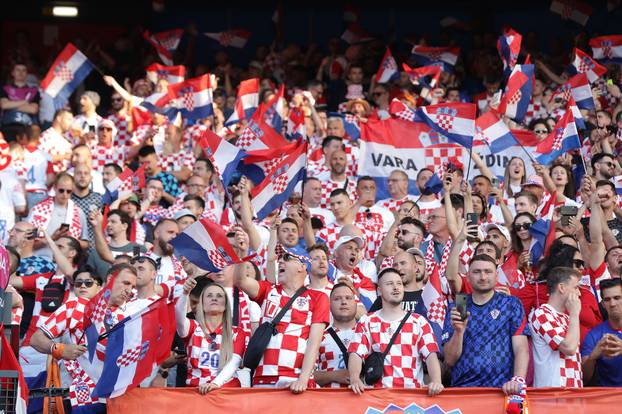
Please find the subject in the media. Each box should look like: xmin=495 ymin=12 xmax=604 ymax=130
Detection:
xmin=317 ymin=149 xmax=358 ymax=210
xmin=375 ymin=170 xmax=419 ymax=213
xmin=89 ymin=119 xmax=126 ymax=173
xmin=530 ymin=266 xmax=583 ymax=388
xmin=315 ymin=282 xmax=357 ymax=388
xmin=347 ymin=268 xmax=444 ymax=394
xmin=38 ymin=109 xmax=74 ymax=173
xmin=442 ymin=255 xmax=529 ymax=394
xmin=138 ymin=146 xmax=181 ymax=207
xmin=233 ymin=251 xmax=329 ymax=392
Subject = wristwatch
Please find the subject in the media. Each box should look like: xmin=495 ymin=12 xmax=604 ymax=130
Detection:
xmin=158 ymin=369 xmax=169 ymax=379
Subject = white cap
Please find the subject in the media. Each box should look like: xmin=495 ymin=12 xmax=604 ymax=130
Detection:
xmin=334 ymin=235 xmax=365 ymax=251
xmin=482 ymin=223 xmax=511 ymax=241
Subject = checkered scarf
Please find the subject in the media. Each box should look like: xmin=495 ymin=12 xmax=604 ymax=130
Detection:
xmin=65 ymin=360 xmax=99 ymax=408
xmin=425 ymin=238 xmax=453 ymax=280
xmin=30 ymin=198 xmax=82 ymax=240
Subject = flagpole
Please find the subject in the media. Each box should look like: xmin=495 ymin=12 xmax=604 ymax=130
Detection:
xmin=465 ymin=145 xmax=474 ymax=182
xmin=517 ymin=142 xmax=537 ymax=164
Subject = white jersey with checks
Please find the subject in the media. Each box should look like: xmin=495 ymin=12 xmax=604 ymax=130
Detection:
xmin=530 ymin=303 xmax=583 ymax=388
xmin=21 ymin=146 xmax=53 ymax=192
xmin=348 ymin=311 xmax=439 ymax=388
xmin=316 ymin=326 xmax=355 ymax=388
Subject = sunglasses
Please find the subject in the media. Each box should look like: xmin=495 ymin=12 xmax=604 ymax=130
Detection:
xmin=57 ymin=188 xmax=73 ymax=194
xmin=98 ymin=127 xmax=113 ymax=131
xmin=74 ymin=279 xmax=95 ymax=288
xmin=513 ymin=223 xmax=532 ymax=231
xmin=572 ymin=259 xmax=585 ymax=269
xmin=111 ymin=98 xmax=123 ymax=101
xmin=600 ymin=161 xmax=615 ymax=168
xmin=534 ymin=129 xmax=548 ymax=134
xmin=281 ymin=253 xmax=302 ymax=263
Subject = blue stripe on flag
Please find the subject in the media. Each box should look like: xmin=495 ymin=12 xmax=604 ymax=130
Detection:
xmin=91 ymin=323 xmax=125 ymax=399
xmin=170 ymin=232 xmax=221 ymax=273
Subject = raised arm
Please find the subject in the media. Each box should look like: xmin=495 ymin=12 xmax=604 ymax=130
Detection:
xmin=470 ymin=151 xmax=495 ymax=181
xmin=43 ymin=231 xmax=74 ymax=279
xmin=175 ymin=279 xmax=194 ymax=338
xmin=237 ymin=176 xmax=262 ymax=251
xmin=88 ymin=209 xmax=115 ymax=264
xmin=445 ymin=220 xmax=468 ymax=294
xmin=103 ymin=75 xmax=133 ymax=102
xmin=587 ymin=195 xmax=606 ymax=269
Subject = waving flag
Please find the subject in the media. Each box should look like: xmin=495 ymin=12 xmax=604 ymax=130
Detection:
xmin=204 ymin=30 xmax=251 ymax=48
xmin=414 ymin=102 xmax=476 ymax=148
xmin=327 ymin=112 xmax=361 ymax=140
xmin=171 ymin=218 xmax=243 ymax=272
xmin=225 ymin=78 xmax=260 ymax=126
xmin=260 ymin=85 xmax=287 ymax=133
xmin=375 ymin=48 xmax=399 ymax=83
xmin=145 ymin=63 xmax=185 ymax=85
xmin=411 ymin=45 xmax=460 ymax=72
xmin=497 ymin=27 xmax=522 ymax=78
xmin=568 ymin=97 xmax=586 ymax=129
xmin=475 ymin=112 xmax=518 ymax=153
xmin=529 ymin=217 xmax=556 ymax=266
xmin=91 ymin=298 xmax=173 ymax=399
xmin=389 ymin=99 xmax=417 ymax=122
xmin=102 ymin=167 xmax=134 ymax=205
xmin=143 ymin=29 xmax=183 ymax=65
xmin=341 ymin=24 xmax=373 ymax=44
xmin=553 ymin=73 xmax=594 ymax=110
xmin=0 ymin=326 xmax=28 ymax=414
xmin=569 ymin=48 xmax=606 ymax=83
xmin=286 ymin=107 xmax=306 ymax=140
xmin=498 ymin=254 xmax=525 ymax=290
xmin=550 ymin=0 xmax=592 ymax=26
xmin=535 ymin=109 xmax=581 ymax=165
xmin=423 ymin=172 xmax=444 ymax=195
xmin=251 ymin=141 xmax=308 ymax=220
xmin=422 ymin=264 xmax=447 ymax=342
xmin=158 ymin=74 xmax=214 ymax=120
xmin=235 ymin=117 xmax=290 ymax=151
xmin=402 ymin=63 xmax=442 ymax=88
xmin=197 ymin=129 xmax=247 ymax=188
xmin=40 ymin=43 xmax=94 ymax=107
xmin=240 ymin=139 xmax=304 ymax=186
xmin=614 ymin=175 xmax=622 ymax=195
xmin=497 ymin=63 xmax=534 ymax=123
xmin=589 ymin=35 xmax=622 ymax=64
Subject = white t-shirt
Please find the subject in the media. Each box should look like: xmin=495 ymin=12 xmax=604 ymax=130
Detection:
xmin=0 ymin=170 xmax=26 ymax=243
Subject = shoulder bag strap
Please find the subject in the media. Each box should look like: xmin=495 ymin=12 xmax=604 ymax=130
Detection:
xmin=270 ymin=287 xmax=308 ymax=326
xmin=232 ymin=287 xmax=240 ymax=327
xmin=327 ymin=327 xmax=348 ymax=356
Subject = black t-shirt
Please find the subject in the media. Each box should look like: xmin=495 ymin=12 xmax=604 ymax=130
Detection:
xmin=368 ymin=290 xmax=426 ymax=315
xmin=581 ymin=216 xmax=622 ymax=244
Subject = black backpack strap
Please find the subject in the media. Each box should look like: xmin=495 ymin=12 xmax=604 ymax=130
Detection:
xmin=271 ymin=287 xmax=308 ymax=326
xmin=327 ymin=327 xmax=349 ymax=368
xmin=232 ymin=287 xmax=240 ymax=327
xmin=381 ymin=311 xmax=412 ymax=359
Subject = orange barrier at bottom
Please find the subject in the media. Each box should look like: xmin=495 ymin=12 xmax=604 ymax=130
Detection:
xmin=108 ymin=387 xmax=622 ymax=414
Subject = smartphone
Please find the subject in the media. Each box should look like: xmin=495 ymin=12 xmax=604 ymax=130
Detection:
xmin=89 ymin=124 xmax=96 ymax=133
xmin=560 ymin=205 xmax=579 ymax=227
xmin=466 ymin=213 xmax=479 ymax=242
xmin=174 ymin=348 xmax=187 ymax=357
xmin=455 ymin=294 xmax=468 ymax=321
xmin=59 ymin=223 xmax=70 ymax=232
xmin=491 ymin=177 xmax=499 ymax=188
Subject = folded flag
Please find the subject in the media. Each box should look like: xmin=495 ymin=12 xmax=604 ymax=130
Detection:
xmin=568 ymin=96 xmax=586 ymax=129
xmin=414 ymin=102 xmax=476 ymax=148
xmin=475 ymin=112 xmax=519 ymax=153
xmin=553 ymin=72 xmax=594 ymax=110
xmin=589 ymin=35 xmax=622 ymax=64
xmin=251 ymin=140 xmax=308 ymax=220
xmin=145 ymin=63 xmax=186 ymax=85
xmin=138 ymin=90 xmax=178 ymax=120
xmin=40 ymin=43 xmax=94 ymax=108
xmin=170 ymin=218 xmax=242 ymax=272
xmin=286 ymin=107 xmax=306 ymax=140
xmin=497 ymin=63 xmax=534 ymax=123
xmin=375 ymin=48 xmax=399 ymax=83
xmin=240 ymin=139 xmax=305 ymax=186
xmin=529 ymin=217 xmax=556 ymax=266
xmin=569 ymin=48 xmax=606 ymax=83
xmin=402 ymin=63 xmax=442 ymax=89
xmin=225 ymin=78 xmax=259 ymax=126
xmin=143 ymin=29 xmax=183 ymax=65
xmin=259 ymin=85 xmax=287 ymax=134
xmin=550 ymin=0 xmax=592 ymax=26
xmin=535 ymin=108 xmax=581 ymax=165
xmin=388 ymin=99 xmax=417 ymax=122
xmin=204 ymin=29 xmax=251 ymax=48
xmin=235 ymin=117 xmax=290 ymax=152
xmin=497 ymin=253 xmax=525 ymax=290
xmin=411 ymin=45 xmax=460 ymax=72
xmin=497 ymin=27 xmax=522 ymax=78
xmin=197 ymin=129 xmax=247 ymax=188
xmin=423 ymin=172 xmax=444 ymax=195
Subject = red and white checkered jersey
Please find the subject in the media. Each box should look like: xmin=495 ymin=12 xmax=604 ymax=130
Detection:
xmin=530 ymin=303 xmax=583 ymax=388
xmin=318 ymin=178 xmax=358 ymax=210
xmin=524 ymin=100 xmax=548 ymax=126
xmin=160 ymin=151 xmax=196 ymax=174
xmin=129 ymin=124 xmax=167 ymax=152
xmin=38 ymin=127 xmax=73 ymax=173
xmin=21 ymin=146 xmax=53 ymax=192
xmin=90 ymin=144 xmax=126 ymax=173
xmin=146 ymin=252 xmax=187 ymax=298
xmin=39 ymin=296 xmax=89 ymax=343
xmin=107 ymin=112 xmax=132 ymax=148
xmin=316 ymin=326 xmax=355 ymax=388
xmin=252 ymin=281 xmax=330 ymax=383
xmin=375 ymin=195 xmax=419 ymax=212
xmin=183 ymin=123 xmax=208 ymax=151
xmin=318 ymin=222 xmax=385 ymax=260
xmin=181 ymin=320 xmax=247 ymax=386
xmin=348 ymin=311 xmax=439 ymax=388
xmin=142 ymin=204 xmax=171 ymax=225
xmin=355 ymin=205 xmax=394 ymax=233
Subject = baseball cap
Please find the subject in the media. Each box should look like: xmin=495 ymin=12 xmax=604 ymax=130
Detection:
xmin=334 ymin=235 xmax=365 ymax=251
xmin=173 ymin=208 xmax=197 ymax=221
xmin=405 ymin=247 xmax=426 ymax=259
xmin=521 ymin=175 xmax=544 ymax=189
xmin=124 ymin=193 xmax=141 ymax=207
xmin=482 ymin=223 xmax=511 ymax=241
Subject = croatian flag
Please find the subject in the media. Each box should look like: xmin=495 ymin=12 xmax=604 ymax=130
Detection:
xmin=569 ymin=48 xmax=606 ymax=83
xmin=411 ymin=45 xmax=460 ymax=72
xmin=421 ymin=266 xmax=447 ymax=342
xmin=535 ymin=109 xmax=581 ymax=165
xmin=590 ymin=35 xmax=622 ymax=64
xmin=423 ymin=172 xmax=444 ymax=195
xmin=568 ymin=96 xmax=586 ymax=129
xmin=497 ymin=63 xmax=534 ymax=123
xmin=475 ymin=112 xmax=518 ymax=153
xmin=235 ymin=117 xmax=290 ymax=151
xmin=375 ymin=48 xmax=399 ymax=83
xmin=145 ymin=63 xmax=186 ymax=85
xmin=143 ymin=29 xmax=183 ymax=65
xmin=91 ymin=298 xmax=173 ymax=399
xmin=240 ymin=140 xmax=304 ymax=186
xmin=529 ymin=217 xmax=556 ymax=266
xmin=341 ymin=24 xmax=373 ymax=44
xmin=497 ymin=27 xmax=522 ymax=78
xmin=260 ymin=85 xmax=287 ymax=133
xmin=402 ymin=63 xmax=442 ymax=88
xmin=388 ymin=99 xmax=417 ymax=122
xmin=204 ymin=30 xmax=252 ymax=48
xmin=550 ymin=0 xmax=592 ymax=26
xmin=414 ymin=102 xmax=476 ymax=148
xmin=553 ymin=72 xmax=594 ymax=110
xmin=160 ymin=74 xmax=214 ymax=120
xmin=102 ymin=167 xmax=134 ymax=205
xmin=170 ymin=218 xmax=242 ymax=272
xmin=251 ymin=141 xmax=308 ymax=220
xmin=197 ymin=129 xmax=247 ymax=188
xmin=138 ymin=90 xmax=177 ymax=119
xmin=40 ymin=43 xmax=94 ymax=108
xmin=497 ymin=254 xmax=525 ymax=290
xmin=614 ymin=175 xmax=622 ymax=195
xmin=225 ymin=78 xmax=260 ymax=126
xmin=286 ymin=107 xmax=306 ymax=140
xmin=327 ymin=112 xmax=361 ymax=140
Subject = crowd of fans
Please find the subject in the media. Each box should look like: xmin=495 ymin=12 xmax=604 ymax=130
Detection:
xmin=1 ymin=10 xmax=622 ymax=414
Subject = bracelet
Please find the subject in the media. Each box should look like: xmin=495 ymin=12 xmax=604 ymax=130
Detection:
xmin=51 ymin=343 xmax=65 ymax=360
xmin=158 ymin=369 xmax=169 ymax=379
xmin=511 ymin=376 xmax=526 ymax=385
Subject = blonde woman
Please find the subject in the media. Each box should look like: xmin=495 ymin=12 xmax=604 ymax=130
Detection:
xmin=176 ymin=278 xmax=247 ymax=394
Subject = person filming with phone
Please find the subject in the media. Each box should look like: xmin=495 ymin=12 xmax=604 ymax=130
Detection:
xmin=442 ymin=254 xmax=529 ymax=394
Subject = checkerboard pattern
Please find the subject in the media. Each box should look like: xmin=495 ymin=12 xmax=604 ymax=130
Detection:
xmin=316 ymin=327 xmax=355 ymax=388
xmin=436 ymin=113 xmax=455 ymax=131
xmin=55 ymin=61 xmax=74 ymax=82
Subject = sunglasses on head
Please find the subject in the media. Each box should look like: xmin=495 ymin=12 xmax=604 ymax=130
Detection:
xmin=57 ymin=188 xmax=72 ymax=194
xmin=74 ymin=279 xmax=95 ymax=288
xmin=513 ymin=222 xmax=532 ymax=231
xmin=130 ymin=255 xmax=160 ymax=269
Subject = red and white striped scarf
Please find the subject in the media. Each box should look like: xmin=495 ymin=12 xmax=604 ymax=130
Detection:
xmin=425 ymin=238 xmax=453 ymax=282
xmin=30 ymin=198 xmax=82 ymax=240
